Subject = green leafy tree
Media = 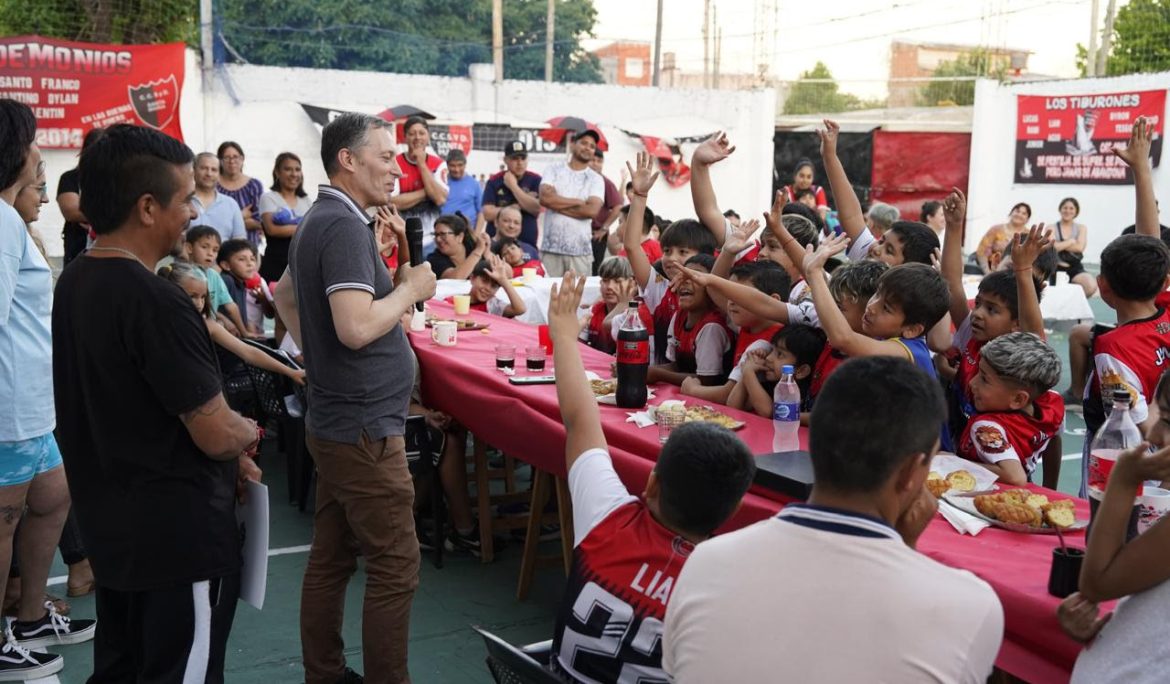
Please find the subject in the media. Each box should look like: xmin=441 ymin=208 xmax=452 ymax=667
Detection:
xmin=1075 ymin=0 xmax=1170 ymax=77
xmin=918 ymin=49 xmax=1005 ymax=107
xmin=0 ymin=0 xmax=195 ymax=44
xmin=783 ymin=62 xmax=876 ymax=115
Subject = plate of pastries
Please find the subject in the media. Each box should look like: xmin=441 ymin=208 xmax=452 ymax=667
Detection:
xmin=943 ymin=489 xmax=1087 ymax=534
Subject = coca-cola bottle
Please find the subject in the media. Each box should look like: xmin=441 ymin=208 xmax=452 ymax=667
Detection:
xmin=616 ymin=301 xmax=649 ymax=409
xmin=1087 ymin=389 xmax=1142 ymax=541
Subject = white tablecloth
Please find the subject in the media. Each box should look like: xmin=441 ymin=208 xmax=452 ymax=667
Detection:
xmin=432 ymin=276 xmax=603 ymax=325
xmin=962 ymin=276 xmax=1094 ymax=322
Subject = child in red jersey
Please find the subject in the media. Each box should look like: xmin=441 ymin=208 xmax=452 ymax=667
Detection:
xmin=729 ymin=324 xmax=825 ymax=418
xmin=580 ymin=257 xmax=652 ymax=355
xmin=546 ymin=272 xmax=755 ymax=684
xmin=647 ymin=254 xmax=736 ymax=386
xmin=608 ymin=203 xmax=663 ymax=263
xmin=958 ymin=332 xmax=1064 ymax=486
xmin=493 ymin=236 xmax=545 ymax=278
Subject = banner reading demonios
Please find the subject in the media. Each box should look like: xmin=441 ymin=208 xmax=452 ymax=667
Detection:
xmin=1015 ymin=89 xmax=1166 ymax=185
xmin=0 ymin=35 xmax=185 ymax=148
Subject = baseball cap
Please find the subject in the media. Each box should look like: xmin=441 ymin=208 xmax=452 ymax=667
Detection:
xmin=574 ymin=129 xmax=601 ymax=144
xmin=504 ymin=140 xmax=528 ymax=157
xmin=446 ymin=148 xmax=466 ymax=163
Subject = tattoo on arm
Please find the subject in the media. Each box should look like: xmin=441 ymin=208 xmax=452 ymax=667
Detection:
xmin=180 ymin=395 xmax=225 ymax=425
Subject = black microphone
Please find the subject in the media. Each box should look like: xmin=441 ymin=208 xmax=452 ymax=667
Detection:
xmin=405 ymin=217 xmax=424 ymax=312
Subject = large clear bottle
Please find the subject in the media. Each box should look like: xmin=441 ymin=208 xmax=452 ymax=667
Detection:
xmin=772 ymin=364 xmax=801 ymax=452
xmin=1087 ymin=389 xmax=1143 ymax=541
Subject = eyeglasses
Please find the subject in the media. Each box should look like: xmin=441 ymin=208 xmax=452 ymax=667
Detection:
xmin=434 ymin=231 xmax=455 ymax=239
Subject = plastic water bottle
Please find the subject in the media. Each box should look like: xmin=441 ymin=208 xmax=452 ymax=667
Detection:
xmin=1087 ymin=389 xmax=1143 ymax=541
xmin=772 ymin=364 xmax=801 ymax=452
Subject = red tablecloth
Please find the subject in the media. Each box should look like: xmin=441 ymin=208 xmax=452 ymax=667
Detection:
xmin=411 ymin=302 xmax=1085 ymax=683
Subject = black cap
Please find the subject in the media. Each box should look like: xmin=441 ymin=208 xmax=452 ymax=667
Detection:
xmin=446 ymin=148 xmax=466 ymax=163
xmin=574 ymin=129 xmax=601 ymax=144
xmin=504 ymin=140 xmax=528 ymax=157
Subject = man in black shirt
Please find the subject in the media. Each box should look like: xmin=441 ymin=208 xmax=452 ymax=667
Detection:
xmin=52 ymin=123 xmax=262 ymax=682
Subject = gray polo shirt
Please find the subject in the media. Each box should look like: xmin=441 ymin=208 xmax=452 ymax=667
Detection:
xmin=288 ymin=184 xmax=412 ymax=444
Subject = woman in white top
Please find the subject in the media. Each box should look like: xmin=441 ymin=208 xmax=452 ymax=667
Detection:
xmin=1058 ymin=371 xmax=1170 ymax=683
xmin=257 ymin=152 xmax=312 ymax=282
xmin=1051 ymin=197 xmax=1097 ymax=297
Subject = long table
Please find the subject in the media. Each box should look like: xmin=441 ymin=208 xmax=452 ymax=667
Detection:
xmin=410 ymin=301 xmax=1087 ymax=683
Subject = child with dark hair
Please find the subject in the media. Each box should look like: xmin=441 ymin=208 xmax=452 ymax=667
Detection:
xmin=958 ymin=332 xmax=1064 ymax=486
xmin=183 ymin=225 xmax=250 ymax=336
xmin=793 ymin=187 xmax=818 ymax=211
xmin=582 ymin=257 xmax=652 ymax=355
xmin=218 ymin=238 xmax=273 ymax=337
xmin=493 ymin=235 xmax=545 ymax=277
xmin=625 ymin=152 xmax=720 ymax=364
xmin=546 ymin=272 xmax=755 ymax=683
xmin=680 ymin=260 xmax=790 ymax=404
xmin=939 ymin=189 xmax=1051 ymax=457
xmin=442 ymin=255 xmax=526 ymax=318
xmin=869 ymin=220 xmax=940 ymax=266
xmin=808 ymin=259 xmax=888 ymax=407
xmin=729 ymin=324 xmax=826 ymax=418
xmin=647 ymin=254 xmax=736 ymax=386
xmin=607 ymin=203 xmax=663 ymax=262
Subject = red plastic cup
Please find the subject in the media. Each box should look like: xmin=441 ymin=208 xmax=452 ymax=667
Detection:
xmin=538 ymin=324 xmax=554 ymax=355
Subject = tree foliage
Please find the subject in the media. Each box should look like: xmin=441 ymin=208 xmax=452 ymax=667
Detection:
xmin=783 ymin=62 xmax=882 ymax=115
xmin=218 ymin=0 xmax=602 ymax=82
xmin=1076 ymin=0 xmax=1170 ymax=77
xmin=0 ymin=0 xmax=195 ymax=44
xmin=917 ymin=49 xmax=1005 ymax=107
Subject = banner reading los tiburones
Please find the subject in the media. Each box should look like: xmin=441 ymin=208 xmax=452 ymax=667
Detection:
xmin=0 ymin=36 xmax=185 ymax=148
xmin=1015 ymin=90 xmax=1166 ymax=185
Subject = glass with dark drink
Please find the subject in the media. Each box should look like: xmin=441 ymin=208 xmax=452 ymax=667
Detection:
xmin=526 ymin=346 xmax=546 ymax=372
xmin=495 ymin=344 xmax=516 ymax=370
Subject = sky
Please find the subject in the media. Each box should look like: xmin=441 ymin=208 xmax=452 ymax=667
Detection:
xmin=587 ymin=0 xmax=1111 ymax=99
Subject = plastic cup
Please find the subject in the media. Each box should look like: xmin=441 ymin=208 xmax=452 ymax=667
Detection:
xmin=522 ymin=267 xmax=538 ymax=284
xmin=1138 ymin=486 xmax=1170 ymax=534
xmin=538 ymin=324 xmax=554 ymax=354
xmin=453 ymin=294 xmax=471 ymax=315
xmin=656 ymin=405 xmax=686 ymax=445
xmin=495 ymin=344 xmax=516 ymax=370
xmin=1047 ymin=547 xmax=1084 ymax=598
xmin=525 ymin=346 xmax=546 ymax=372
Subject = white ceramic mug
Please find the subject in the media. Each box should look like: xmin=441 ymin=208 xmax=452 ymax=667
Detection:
xmin=1138 ymin=486 xmax=1170 ymax=534
xmin=431 ymin=320 xmax=457 ymax=347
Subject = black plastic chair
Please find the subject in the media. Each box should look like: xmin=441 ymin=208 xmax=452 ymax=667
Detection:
xmin=472 ymin=626 xmax=559 ymax=684
xmin=405 ymin=415 xmax=445 ymax=569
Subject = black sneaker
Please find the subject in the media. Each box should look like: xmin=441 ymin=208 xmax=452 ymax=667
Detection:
xmin=10 ymin=606 xmax=95 ymax=649
xmin=445 ymin=529 xmax=483 ymax=557
xmin=336 ymin=667 xmax=363 ymax=684
xmin=0 ymin=630 xmax=62 ymax=680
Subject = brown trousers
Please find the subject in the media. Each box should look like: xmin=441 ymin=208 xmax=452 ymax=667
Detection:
xmin=301 ymin=432 xmax=420 ymax=684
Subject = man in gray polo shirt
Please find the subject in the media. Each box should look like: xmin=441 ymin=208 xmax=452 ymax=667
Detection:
xmin=274 ymin=112 xmax=435 ymax=684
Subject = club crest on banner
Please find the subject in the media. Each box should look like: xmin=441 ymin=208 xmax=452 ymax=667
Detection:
xmin=127 ymin=75 xmax=179 ymax=130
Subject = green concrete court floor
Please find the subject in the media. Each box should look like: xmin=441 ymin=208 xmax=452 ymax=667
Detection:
xmin=43 ymin=290 xmax=1108 ymax=683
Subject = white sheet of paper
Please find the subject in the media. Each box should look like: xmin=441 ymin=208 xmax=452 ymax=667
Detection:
xmin=237 ymin=480 xmax=270 ymax=610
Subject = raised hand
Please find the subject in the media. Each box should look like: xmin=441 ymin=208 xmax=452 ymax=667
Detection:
xmin=672 ymin=265 xmax=713 ymax=290
xmin=692 ymin=131 xmax=736 ymax=166
xmin=762 ymin=189 xmax=785 ymax=237
xmin=487 ymin=252 xmax=512 ymax=283
xmin=724 ymin=217 xmax=759 ymax=254
xmin=617 ymin=277 xmax=639 ymax=305
xmin=801 ymin=232 xmax=850 ymax=274
xmin=1115 ymin=116 xmax=1154 ymax=168
xmin=1011 ymin=223 xmax=1053 ymax=269
xmin=942 ymin=187 xmax=966 ymax=227
xmin=625 ymin=151 xmax=661 ymax=196
xmin=548 ymin=271 xmax=588 ymax=341
xmin=817 ymin=119 xmax=841 ymax=159
xmin=472 ymin=231 xmax=491 ymax=258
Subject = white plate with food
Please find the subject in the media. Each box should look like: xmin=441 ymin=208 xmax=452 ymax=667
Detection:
xmin=942 ymin=489 xmax=1087 ymax=535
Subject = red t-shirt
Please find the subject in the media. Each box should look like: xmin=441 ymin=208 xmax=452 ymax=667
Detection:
xmin=394 ymin=152 xmax=446 ymax=194
xmin=670 ymin=309 xmax=734 ymax=377
xmin=957 ymin=390 xmax=1065 ymax=476
xmin=586 ymin=300 xmax=653 ymax=355
xmin=809 ymin=343 xmax=847 ymax=403
xmin=1086 ymin=307 xmax=1170 ymax=430
xmin=510 ymin=259 xmax=546 ymax=278
xmin=619 ymin=238 xmax=664 ymax=264
xmin=733 ymin=324 xmax=782 ymax=366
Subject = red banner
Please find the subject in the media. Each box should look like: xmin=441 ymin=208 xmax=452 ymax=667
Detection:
xmin=0 ymin=35 xmax=185 ymax=149
xmin=1015 ymin=90 xmax=1166 ymax=184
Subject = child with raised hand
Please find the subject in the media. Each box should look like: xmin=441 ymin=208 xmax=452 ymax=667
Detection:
xmin=647 ymin=254 xmax=735 ymax=387
xmin=545 ymin=271 xmax=756 ymax=684
xmin=957 ymin=332 xmax=1063 ymax=486
xmin=159 ymin=261 xmax=306 ymax=386
xmin=184 ymin=226 xmax=250 ymax=337
xmin=607 ymin=204 xmax=663 ymax=263
xmin=624 ymin=151 xmax=719 ymax=363
xmin=802 ymin=233 xmax=949 ymax=376
xmin=808 ymin=259 xmax=888 ymax=406
xmin=581 ymin=256 xmax=652 ymax=355
xmin=493 ymin=235 xmax=545 ymax=278
xmin=679 ymin=260 xmax=790 ymax=404
xmin=728 ymin=324 xmax=826 ymax=419
xmin=445 ymin=254 xmax=527 ymax=318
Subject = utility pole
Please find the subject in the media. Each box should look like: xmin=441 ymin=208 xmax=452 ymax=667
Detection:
xmin=545 ymin=0 xmax=555 ymax=82
xmin=1086 ymin=0 xmax=1100 ymax=77
xmin=652 ymin=0 xmax=663 ymax=86
xmin=714 ymin=22 xmax=722 ymax=90
xmin=703 ymin=0 xmax=710 ymax=89
xmin=1096 ymin=0 xmax=1117 ymax=77
xmin=493 ymin=0 xmax=503 ymax=83
xmin=199 ymin=0 xmax=213 ymax=147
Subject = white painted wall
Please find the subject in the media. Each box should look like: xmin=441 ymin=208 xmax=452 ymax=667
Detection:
xmin=967 ymin=73 xmax=1170 ymax=263
xmin=35 ymin=50 xmax=776 ymax=257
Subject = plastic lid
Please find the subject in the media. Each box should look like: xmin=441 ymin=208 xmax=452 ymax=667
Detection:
xmin=782 ymin=365 xmax=794 ymax=374
xmin=1112 ymin=389 xmax=1133 ymax=404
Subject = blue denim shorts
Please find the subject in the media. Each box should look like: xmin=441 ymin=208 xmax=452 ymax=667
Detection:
xmin=0 ymin=433 xmax=64 ymax=486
